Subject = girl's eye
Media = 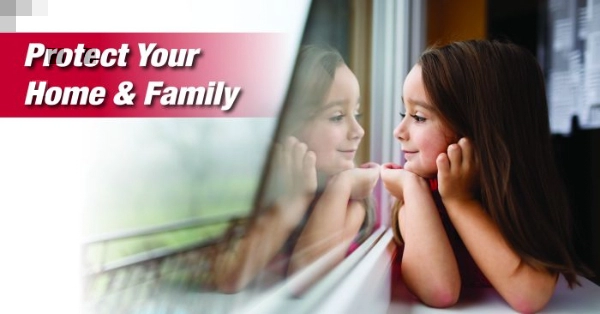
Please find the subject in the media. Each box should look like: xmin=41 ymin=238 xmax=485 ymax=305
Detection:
xmin=399 ymin=112 xmax=406 ymax=119
xmin=355 ymin=113 xmax=363 ymax=121
xmin=329 ymin=114 xmax=344 ymax=122
xmin=411 ymin=114 xmax=426 ymax=122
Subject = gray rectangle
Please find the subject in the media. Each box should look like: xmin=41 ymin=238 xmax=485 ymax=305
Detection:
xmin=16 ymin=0 xmax=32 ymax=16
xmin=0 ymin=16 xmax=16 ymax=31
xmin=0 ymin=0 xmax=16 ymax=17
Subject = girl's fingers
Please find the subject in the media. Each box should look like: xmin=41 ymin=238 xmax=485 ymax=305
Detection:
xmin=360 ymin=161 xmax=380 ymax=169
xmin=361 ymin=163 xmax=381 ymax=182
xmin=436 ymin=153 xmax=450 ymax=178
xmin=303 ymin=150 xmax=316 ymax=172
xmin=447 ymin=143 xmax=462 ymax=174
xmin=292 ymin=141 xmax=308 ymax=172
xmin=282 ymin=145 xmax=292 ymax=171
xmin=382 ymin=162 xmax=403 ymax=170
xmin=284 ymin=136 xmax=297 ymax=150
xmin=303 ymin=150 xmax=317 ymax=191
xmin=458 ymin=137 xmax=473 ymax=171
xmin=282 ymin=136 xmax=296 ymax=170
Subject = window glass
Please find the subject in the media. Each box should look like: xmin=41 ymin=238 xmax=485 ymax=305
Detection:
xmin=83 ymin=1 xmax=383 ymax=312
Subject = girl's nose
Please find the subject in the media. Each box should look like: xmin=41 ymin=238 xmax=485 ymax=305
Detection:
xmin=394 ymin=118 xmax=407 ymax=141
xmin=349 ymin=117 xmax=365 ymax=140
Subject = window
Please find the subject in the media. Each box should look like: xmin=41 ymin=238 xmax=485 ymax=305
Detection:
xmin=81 ymin=1 xmax=418 ymax=313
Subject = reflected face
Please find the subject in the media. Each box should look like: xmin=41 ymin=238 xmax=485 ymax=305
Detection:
xmin=298 ymin=64 xmax=364 ymax=176
xmin=394 ymin=65 xmax=456 ymax=178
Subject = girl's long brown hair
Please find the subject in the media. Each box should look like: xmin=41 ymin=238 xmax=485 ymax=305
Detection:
xmin=417 ymin=40 xmax=591 ymax=287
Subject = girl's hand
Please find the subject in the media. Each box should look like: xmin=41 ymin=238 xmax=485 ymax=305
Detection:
xmin=273 ymin=136 xmax=318 ymax=204
xmin=332 ymin=162 xmax=380 ymax=200
xmin=436 ymin=137 xmax=478 ymax=205
xmin=380 ymin=163 xmax=424 ymax=201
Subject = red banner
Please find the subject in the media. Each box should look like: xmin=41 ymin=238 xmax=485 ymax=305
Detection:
xmin=0 ymin=33 xmax=289 ymax=117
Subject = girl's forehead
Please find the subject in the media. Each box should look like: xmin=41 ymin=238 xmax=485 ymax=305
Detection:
xmin=322 ymin=100 xmax=359 ymax=110
xmin=314 ymin=96 xmax=360 ymax=115
xmin=402 ymin=97 xmax=434 ymax=111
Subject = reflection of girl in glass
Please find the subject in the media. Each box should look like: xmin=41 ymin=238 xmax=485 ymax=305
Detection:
xmin=214 ymin=45 xmax=379 ymax=293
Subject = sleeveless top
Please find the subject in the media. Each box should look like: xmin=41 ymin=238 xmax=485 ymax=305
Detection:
xmin=428 ymin=178 xmax=491 ymax=287
xmin=393 ymin=178 xmax=492 ymax=288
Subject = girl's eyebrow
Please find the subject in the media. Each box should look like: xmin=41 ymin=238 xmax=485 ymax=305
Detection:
xmin=322 ymin=97 xmax=361 ymax=111
xmin=317 ymin=102 xmax=344 ymax=115
xmin=323 ymin=100 xmax=345 ymax=108
xmin=401 ymin=96 xmax=434 ymax=111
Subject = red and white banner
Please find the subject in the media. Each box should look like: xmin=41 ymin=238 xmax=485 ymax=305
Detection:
xmin=0 ymin=33 xmax=289 ymax=117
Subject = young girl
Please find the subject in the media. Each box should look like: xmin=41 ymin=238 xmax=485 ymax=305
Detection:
xmin=214 ymin=45 xmax=379 ymax=293
xmin=381 ymin=40 xmax=591 ymax=313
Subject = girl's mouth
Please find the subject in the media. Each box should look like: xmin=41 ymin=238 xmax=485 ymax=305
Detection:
xmin=338 ymin=149 xmax=357 ymax=158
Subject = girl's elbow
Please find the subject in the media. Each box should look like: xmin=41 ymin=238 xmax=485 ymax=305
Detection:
xmin=420 ymin=282 xmax=460 ymax=308
xmin=504 ymin=272 xmax=556 ymax=313
xmin=506 ymin=296 xmax=551 ymax=314
xmin=504 ymin=283 xmax=555 ymax=313
xmin=403 ymin=266 xmax=461 ymax=308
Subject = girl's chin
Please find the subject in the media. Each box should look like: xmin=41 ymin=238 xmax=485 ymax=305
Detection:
xmin=320 ymin=164 xmax=354 ymax=177
xmin=403 ymin=164 xmax=436 ymax=178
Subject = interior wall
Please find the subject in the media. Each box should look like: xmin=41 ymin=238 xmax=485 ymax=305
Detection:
xmin=426 ymin=0 xmax=487 ymax=46
xmin=349 ymin=0 xmax=372 ymax=164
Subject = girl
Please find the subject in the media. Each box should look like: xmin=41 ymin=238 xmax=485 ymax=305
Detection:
xmin=214 ymin=45 xmax=379 ymax=293
xmin=381 ymin=40 xmax=591 ymax=313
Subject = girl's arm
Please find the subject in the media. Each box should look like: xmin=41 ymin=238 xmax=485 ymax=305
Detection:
xmin=214 ymin=137 xmax=317 ymax=293
xmin=437 ymin=138 xmax=557 ymax=313
xmin=443 ymin=200 xmax=556 ymax=313
xmin=288 ymin=164 xmax=379 ymax=275
xmin=213 ymin=197 xmax=312 ymax=293
xmin=382 ymin=166 xmax=461 ymax=307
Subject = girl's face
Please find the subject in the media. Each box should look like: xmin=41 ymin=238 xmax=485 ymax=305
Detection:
xmin=298 ymin=64 xmax=364 ymax=177
xmin=394 ymin=65 xmax=457 ymax=178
